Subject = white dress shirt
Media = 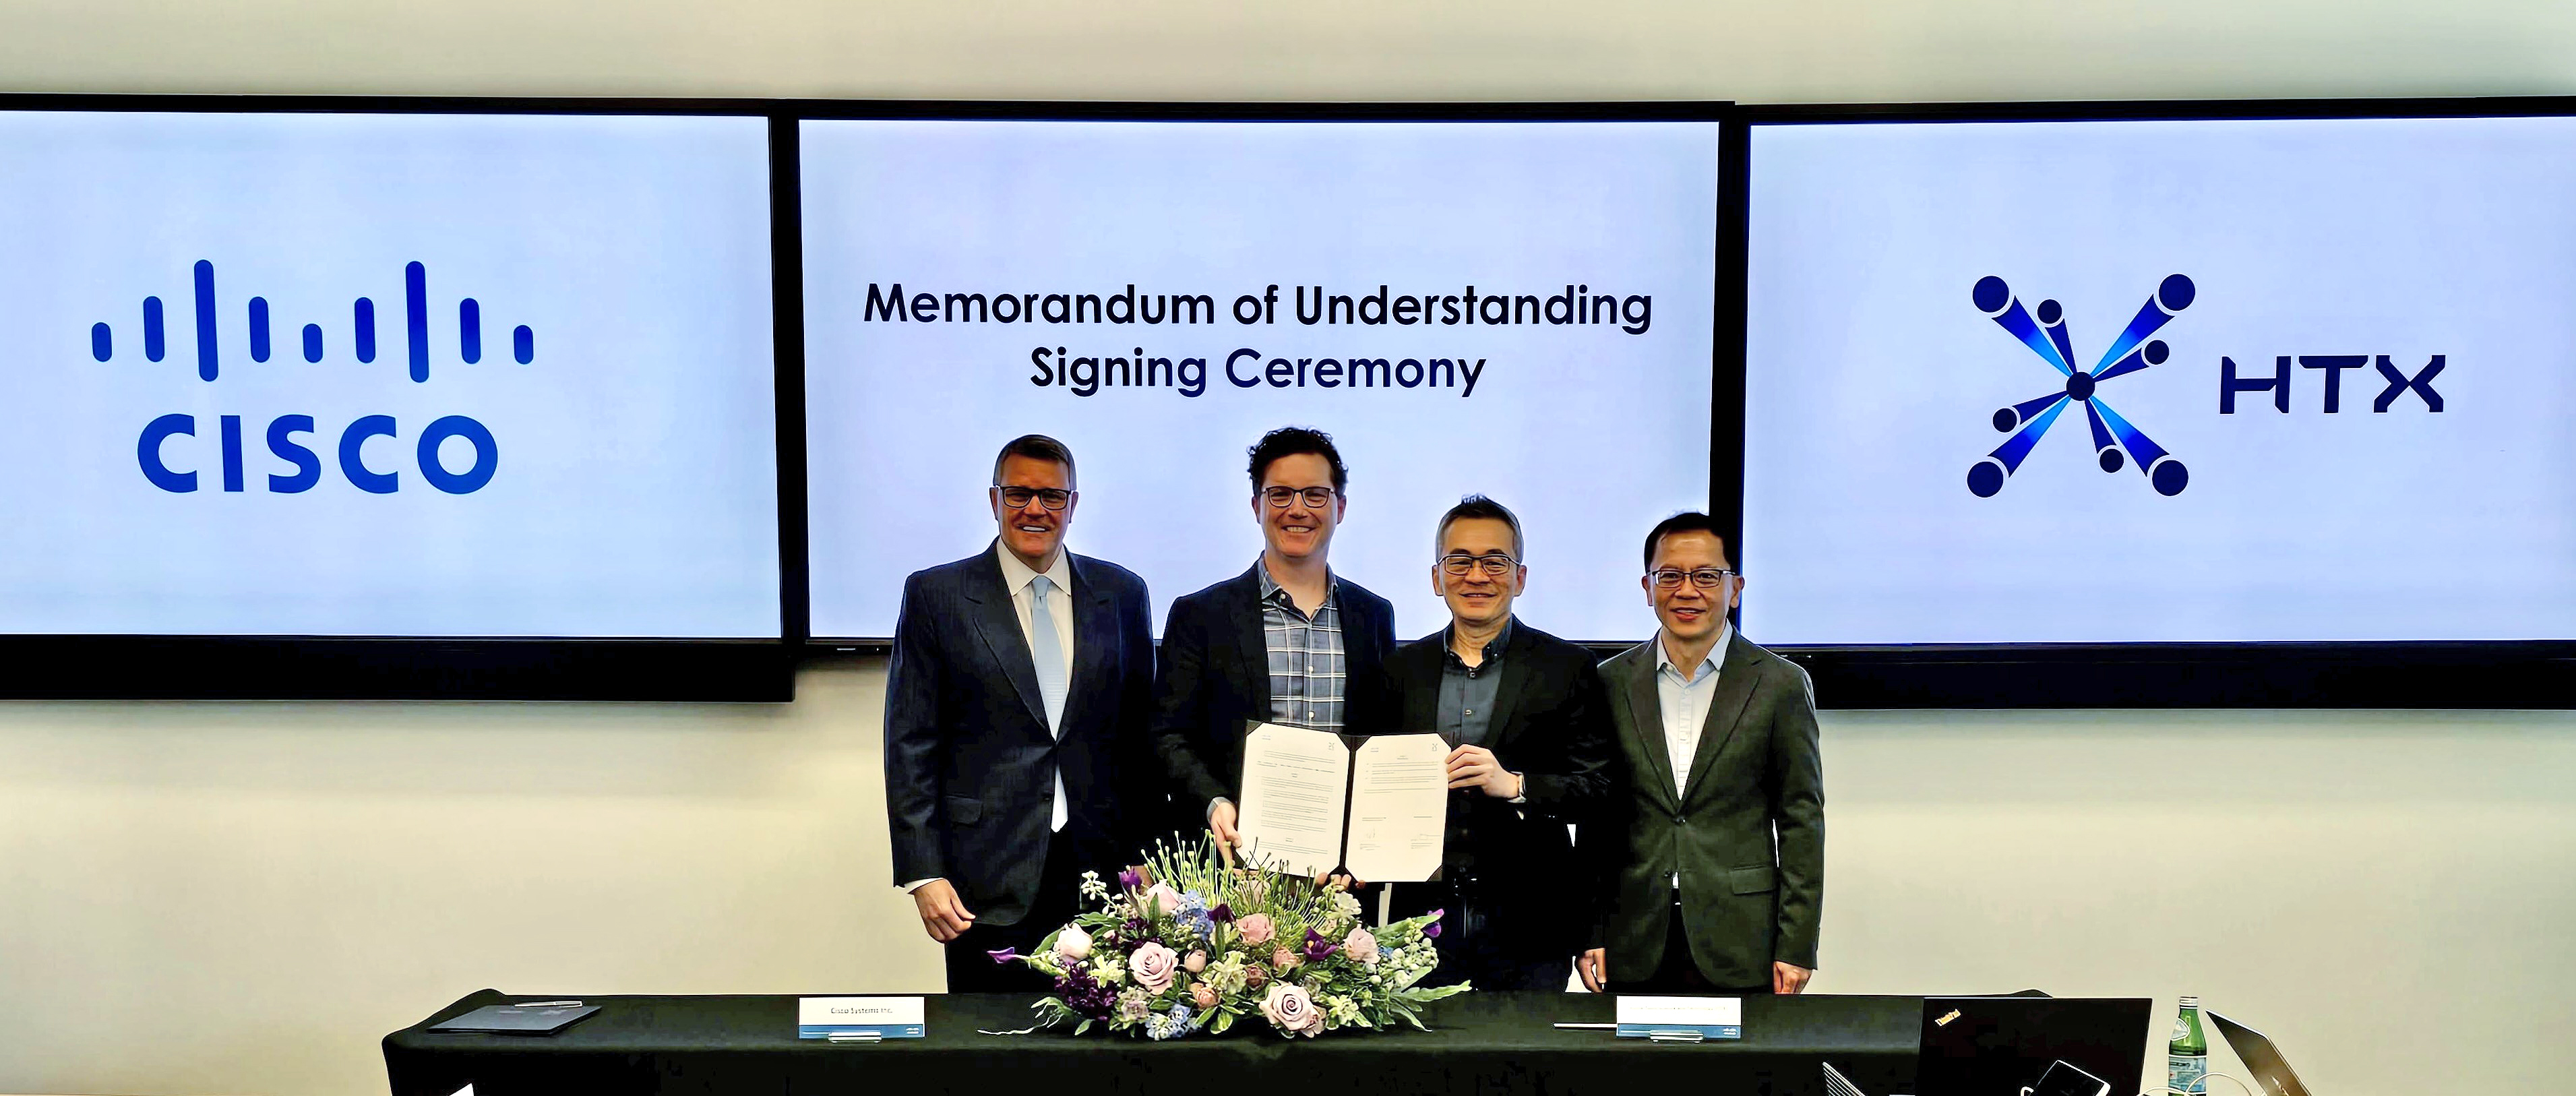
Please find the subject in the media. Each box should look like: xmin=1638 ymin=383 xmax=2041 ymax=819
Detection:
xmin=901 ymin=545 xmax=1077 ymax=895
xmin=1653 ymin=621 xmax=1732 ymax=891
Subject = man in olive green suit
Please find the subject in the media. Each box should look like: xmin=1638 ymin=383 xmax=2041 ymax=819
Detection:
xmin=1577 ymin=512 xmax=1824 ymax=995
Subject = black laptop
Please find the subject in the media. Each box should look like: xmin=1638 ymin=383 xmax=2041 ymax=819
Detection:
xmin=1911 ymin=996 xmax=2153 ymax=1096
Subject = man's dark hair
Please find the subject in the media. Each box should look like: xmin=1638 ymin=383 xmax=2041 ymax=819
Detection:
xmin=1246 ymin=426 xmax=1347 ymax=493
xmin=991 ymin=433 xmax=1076 ymax=489
xmin=1642 ymin=511 xmax=1734 ymax=572
xmin=1436 ymin=494 xmax=1525 ymax=561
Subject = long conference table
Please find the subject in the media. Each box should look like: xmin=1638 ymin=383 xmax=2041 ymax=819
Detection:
xmin=384 ymin=990 xmax=1928 ymax=1096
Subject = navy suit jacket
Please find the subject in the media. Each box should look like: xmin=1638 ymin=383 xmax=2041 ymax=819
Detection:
xmin=882 ymin=543 xmax=1157 ymax=926
xmin=1150 ymin=561 xmax=1399 ymax=831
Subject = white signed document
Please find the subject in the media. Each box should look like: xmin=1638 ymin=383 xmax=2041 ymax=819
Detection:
xmin=1343 ymin=733 xmax=1448 ymax=882
xmin=1235 ymin=723 xmax=1352 ymax=877
xmin=1235 ymin=723 xmax=1447 ymax=882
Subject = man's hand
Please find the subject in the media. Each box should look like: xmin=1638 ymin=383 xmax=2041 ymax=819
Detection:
xmin=1773 ymin=961 xmax=1812 ymax=995
xmin=1208 ymin=799 xmax=1240 ymax=865
xmin=1446 ymin=745 xmax=1523 ymax=798
xmin=1578 ymin=948 xmax=1609 ymax=992
xmin=911 ymin=879 xmax=975 ymax=943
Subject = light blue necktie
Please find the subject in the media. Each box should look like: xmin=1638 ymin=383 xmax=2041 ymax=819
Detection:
xmin=1029 ymin=574 xmax=1070 ymax=832
xmin=1029 ymin=575 xmax=1068 ymax=733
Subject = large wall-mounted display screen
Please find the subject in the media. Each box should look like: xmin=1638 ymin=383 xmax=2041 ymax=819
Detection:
xmin=1744 ymin=114 xmax=2576 ymax=645
xmin=803 ymin=117 xmax=1720 ymax=642
xmin=0 ymin=111 xmax=783 ymax=638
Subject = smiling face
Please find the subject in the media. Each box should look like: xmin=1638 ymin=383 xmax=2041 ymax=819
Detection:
xmin=990 ymin=453 xmax=1075 ymax=569
xmin=1432 ymin=516 xmax=1524 ymax=631
xmin=1643 ymin=529 xmax=1740 ymax=646
xmin=1252 ymin=452 xmax=1344 ymax=564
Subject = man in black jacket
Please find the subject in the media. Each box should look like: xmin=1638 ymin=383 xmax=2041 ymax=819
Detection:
xmin=1152 ymin=426 xmax=1399 ymax=855
xmin=883 ymin=434 xmax=1158 ymax=992
xmin=1382 ymin=495 xmax=1614 ymax=989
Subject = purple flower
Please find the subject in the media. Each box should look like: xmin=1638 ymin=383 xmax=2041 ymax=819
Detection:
xmin=1423 ymin=909 xmax=1445 ymax=939
xmin=986 ymin=947 xmax=1020 ymax=964
xmin=1302 ymin=927 xmax=1338 ymax=961
xmin=1208 ymin=903 xmax=1235 ymax=924
xmin=1119 ymin=868 xmax=1144 ymax=892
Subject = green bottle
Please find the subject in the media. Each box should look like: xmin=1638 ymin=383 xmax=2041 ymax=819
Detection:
xmin=2168 ymin=996 xmax=2208 ymax=1094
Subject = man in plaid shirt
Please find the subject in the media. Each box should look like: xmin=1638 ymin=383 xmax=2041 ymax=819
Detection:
xmin=1151 ymin=426 xmax=1400 ymax=855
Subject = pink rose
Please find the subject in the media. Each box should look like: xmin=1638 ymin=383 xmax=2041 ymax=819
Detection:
xmin=1190 ymin=982 xmax=1218 ymax=1009
xmin=1340 ymin=925 xmax=1379 ymax=965
xmin=1055 ymin=924 xmax=1093 ymax=961
xmin=1259 ymin=983 xmax=1324 ymax=1037
xmin=1244 ymin=965 xmax=1269 ymax=990
xmin=1129 ymin=942 xmax=1180 ymax=994
xmin=1144 ymin=882 xmax=1183 ymax=916
xmin=1270 ymin=946 xmax=1301 ymax=973
xmin=1237 ymin=913 xmax=1276 ymax=946
xmin=1184 ymin=950 xmax=1208 ymax=973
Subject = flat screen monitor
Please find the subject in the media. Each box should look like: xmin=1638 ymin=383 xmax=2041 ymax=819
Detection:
xmin=802 ymin=111 xmax=1722 ymax=642
xmin=1744 ymin=111 xmax=2576 ymax=649
xmin=0 ymin=107 xmax=783 ymax=641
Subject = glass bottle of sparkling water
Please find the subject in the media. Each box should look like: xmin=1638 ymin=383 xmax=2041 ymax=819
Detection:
xmin=2168 ymin=996 xmax=2209 ymax=1094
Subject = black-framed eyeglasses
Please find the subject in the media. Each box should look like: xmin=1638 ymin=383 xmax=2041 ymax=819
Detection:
xmin=1439 ymin=552 xmax=1519 ymax=577
xmin=994 ymin=485 xmax=1074 ymax=511
xmin=1260 ymin=486 xmax=1337 ymax=508
xmin=1647 ymin=567 xmax=1737 ymax=590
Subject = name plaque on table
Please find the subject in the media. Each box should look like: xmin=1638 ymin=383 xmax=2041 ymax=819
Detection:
xmin=1615 ymin=996 xmax=1742 ymax=1041
xmin=797 ymin=996 xmax=925 ymax=1041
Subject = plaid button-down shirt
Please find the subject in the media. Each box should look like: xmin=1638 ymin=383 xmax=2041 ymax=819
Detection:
xmin=1254 ymin=561 xmax=1346 ymax=732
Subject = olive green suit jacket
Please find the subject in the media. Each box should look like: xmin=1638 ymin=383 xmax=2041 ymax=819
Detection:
xmin=1585 ymin=632 xmax=1824 ymax=986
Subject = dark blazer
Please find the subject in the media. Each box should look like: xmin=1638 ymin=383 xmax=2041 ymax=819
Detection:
xmin=883 ymin=543 xmax=1157 ymax=926
xmin=1583 ymin=632 xmax=1824 ymax=985
xmin=1150 ymin=562 xmax=1399 ymax=826
xmin=1385 ymin=618 xmax=1614 ymax=954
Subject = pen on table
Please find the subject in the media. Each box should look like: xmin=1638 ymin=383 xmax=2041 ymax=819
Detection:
xmin=511 ymin=1000 xmax=582 ymax=1008
xmin=1552 ymin=1023 xmax=1616 ymax=1029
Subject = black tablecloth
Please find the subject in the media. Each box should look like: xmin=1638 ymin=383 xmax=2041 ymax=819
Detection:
xmin=385 ymin=990 xmax=1924 ymax=1096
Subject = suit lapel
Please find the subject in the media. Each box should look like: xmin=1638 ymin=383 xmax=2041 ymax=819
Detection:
xmin=1229 ymin=565 xmax=1273 ymax=719
xmin=1479 ymin=622 xmax=1529 ymax=750
xmin=1618 ymin=646 xmax=1682 ymax=811
xmin=964 ymin=546 xmax=1048 ymax=731
xmin=1057 ymin=555 xmax=1119 ymax=739
xmin=1680 ymin=635 xmax=1762 ymax=801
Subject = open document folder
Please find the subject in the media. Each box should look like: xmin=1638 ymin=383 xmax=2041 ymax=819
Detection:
xmin=1233 ymin=723 xmax=1448 ymax=881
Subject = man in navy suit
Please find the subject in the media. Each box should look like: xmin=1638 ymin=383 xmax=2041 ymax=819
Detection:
xmin=1153 ymin=426 xmax=1399 ymax=857
xmin=884 ymin=434 xmax=1157 ymax=992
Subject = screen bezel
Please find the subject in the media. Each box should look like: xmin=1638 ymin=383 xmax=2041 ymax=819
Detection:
xmin=788 ymin=100 xmax=1735 ymax=650
xmin=1730 ymin=96 xmax=2576 ymax=707
xmin=0 ymin=94 xmax=802 ymax=700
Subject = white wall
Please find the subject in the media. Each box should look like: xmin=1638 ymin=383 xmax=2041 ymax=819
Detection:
xmin=4 ymin=2 xmax=2576 ymax=1094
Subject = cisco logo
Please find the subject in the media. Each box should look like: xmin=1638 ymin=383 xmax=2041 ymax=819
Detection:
xmin=101 ymin=260 xmax=528 ymax=494
xmin=1966 ymin=274 xmax=2193 ymax=498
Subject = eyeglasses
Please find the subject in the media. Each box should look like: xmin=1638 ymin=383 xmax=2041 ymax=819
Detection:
xmin=994 ymin=485 xmax=1074 ymax=511
xmin=1647 ymin=568 xmax=1737 ymax=590
xmin=1439 ymin=553 xmax=1519 ymax=576
xmin=1261 ymin=486 xmax=1338 ymax=508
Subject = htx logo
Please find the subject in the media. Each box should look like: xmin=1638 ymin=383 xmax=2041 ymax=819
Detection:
xmin=1967 ymin=274 xmax=2195 ymax=498
xmin=2218 ymin=355 xmax=2443 ymax=414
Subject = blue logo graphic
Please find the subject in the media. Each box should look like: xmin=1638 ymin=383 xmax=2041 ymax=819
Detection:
xmin=100 ymin=260 xmax=526 ymax=495
xmin=1967 ymin=274 xmax=2193 ymax=498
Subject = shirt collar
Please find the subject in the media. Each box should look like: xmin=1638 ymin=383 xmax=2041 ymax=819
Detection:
xmin=1653 ymin=620 xmax=1733 ymax=679
xmin=1445 ymin=615 xmax=1516 ymax=664
xmin=1254 ymin=556 xmax=1335 ymax=606
xmin=996 ymin=541 xmax=1072 ymax=597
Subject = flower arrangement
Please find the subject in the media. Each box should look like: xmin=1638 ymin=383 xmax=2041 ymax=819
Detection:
xmin=992 ymin=833 xmax=1468 ymax=1039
